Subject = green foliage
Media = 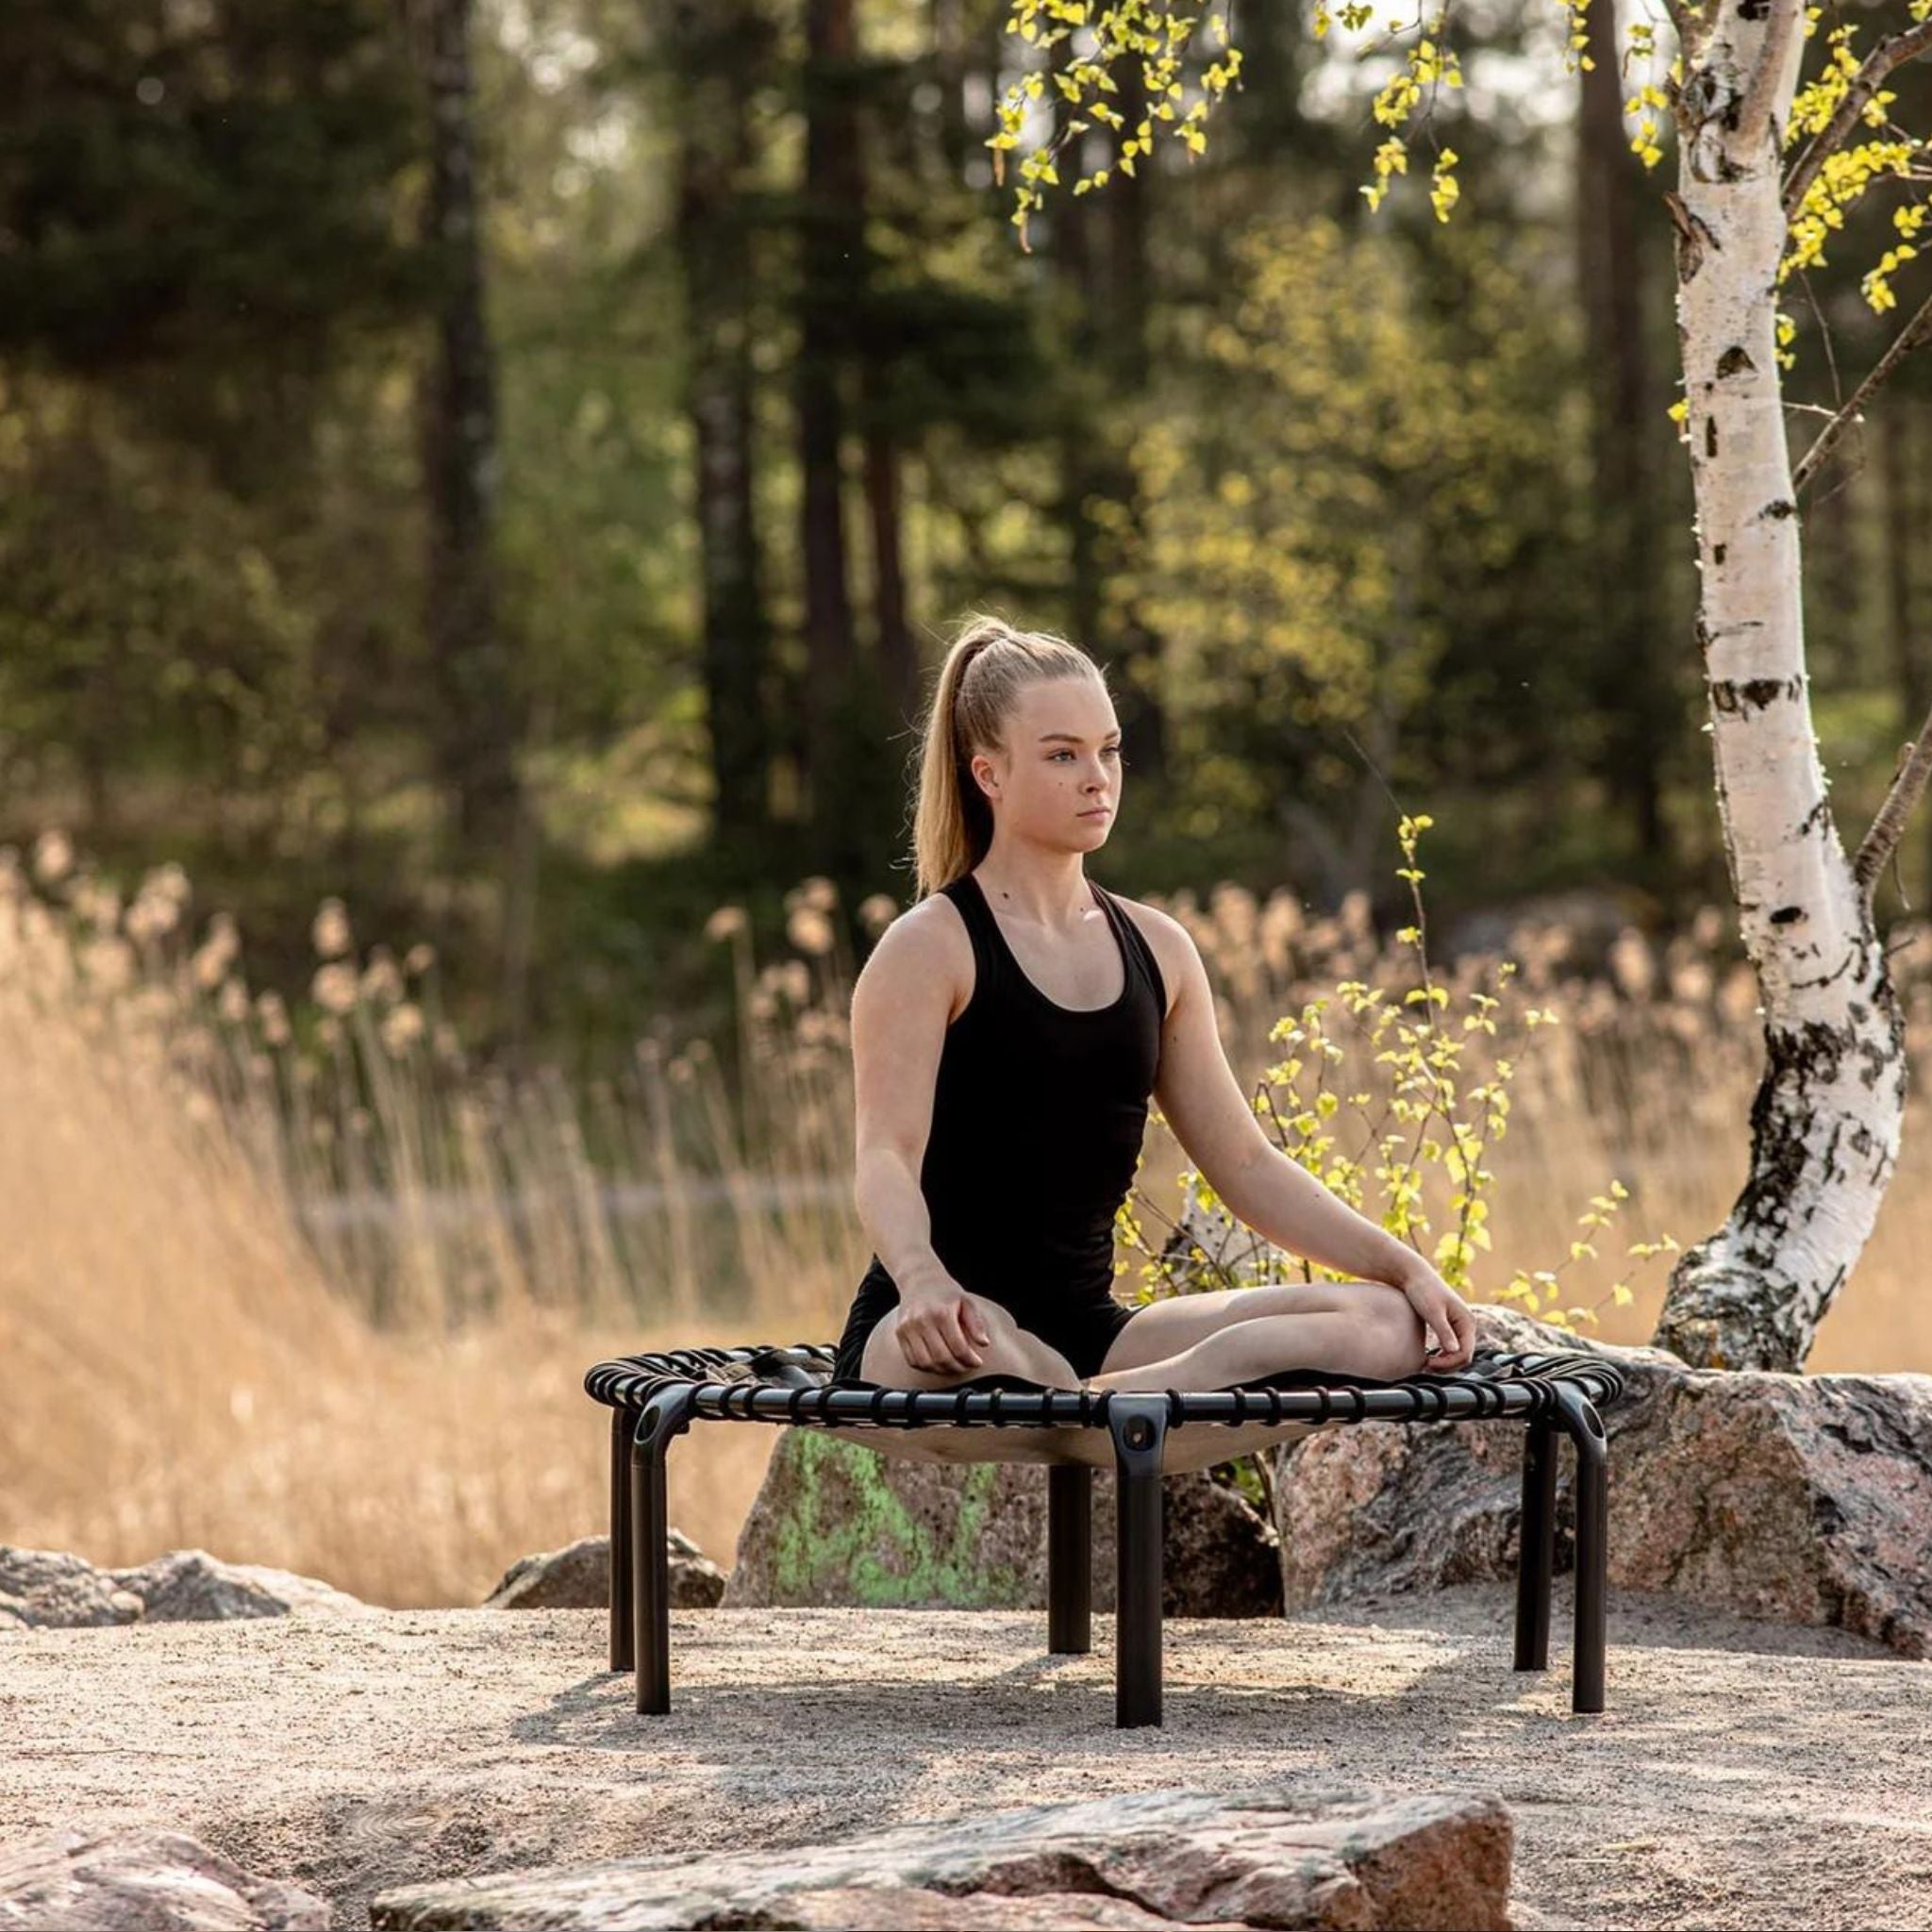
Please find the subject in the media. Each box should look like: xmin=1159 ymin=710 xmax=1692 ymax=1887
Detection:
xmin=1114 ymin=814 xmax=1677 ymax=1335
xmin=991 ymin=1 xmax=1245 ymax=246
xmin=1115 ymin=206 xmax=1586 ymax=841
xmin=995 ymin=0 xmax=1932 ymax=375
xmin=0 ymin=0 xmax=422 ymax=376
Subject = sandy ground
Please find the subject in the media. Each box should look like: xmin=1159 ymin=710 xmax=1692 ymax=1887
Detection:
xmin=1 ymin=1584 xmax=1924 ymax=1932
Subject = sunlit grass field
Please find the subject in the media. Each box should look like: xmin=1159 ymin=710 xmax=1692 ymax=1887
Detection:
xmin=6 ymin=831 xmax=1930 ymax=1608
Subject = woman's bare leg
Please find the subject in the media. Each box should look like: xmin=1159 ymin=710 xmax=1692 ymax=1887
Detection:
xmin=859 ymin=1299 xmax=1085 ymax=1391
xmin=1084 ymin=1298 xmax=1426 ymax=1394
xmin=854 ymin=1298 xmax=1091 ymax=1469
xmin=1096 ymin=1278 xmax=1408 ymax=1375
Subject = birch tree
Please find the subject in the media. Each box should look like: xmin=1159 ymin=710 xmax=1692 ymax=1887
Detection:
xmin=993 ymin=0 xmax=1932 ymax=1373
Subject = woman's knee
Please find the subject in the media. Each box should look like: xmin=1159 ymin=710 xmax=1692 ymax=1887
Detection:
xmin=964 ymin=1294 xmax=1024 ymax=1341
xmin=1360 ymin=1283 xmax=1431 ymax=1377
xmin=866 ymin=1295 xmax=1032 ymax=1385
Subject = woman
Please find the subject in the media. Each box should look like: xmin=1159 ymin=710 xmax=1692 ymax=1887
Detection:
xmin=832 ymin=613 xmax=1476 ymax=1396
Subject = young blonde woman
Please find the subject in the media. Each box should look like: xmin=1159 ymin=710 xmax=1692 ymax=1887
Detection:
xmin=832 ymin=614 xmax=1476 ymax=1398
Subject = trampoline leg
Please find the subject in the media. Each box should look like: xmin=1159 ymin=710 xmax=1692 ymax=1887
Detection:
xmin=631 ymin=1385 xmax=699 ymax=1715
xmin=610 ymin=1407 xmax=634 ymax=1674
xmin=1047 ymin=1463 xmax=1091 ymax=1655
xmin=1513 ymin=1414 xmax=1556 ymax=1674
xmin=1108 ymin=1395 xmax=1169 ymax=1729
xmin=1553 ymin=1386 xmax=1609 ymax=1715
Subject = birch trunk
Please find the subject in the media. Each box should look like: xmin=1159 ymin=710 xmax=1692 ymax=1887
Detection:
xmin=1649 ymin=0 xmax=1908 ymax=1371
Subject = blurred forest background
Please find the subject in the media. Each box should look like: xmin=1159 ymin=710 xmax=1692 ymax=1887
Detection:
xmin=7 ymin=0 xmax=1932 ymax=1604
xmin=10 ymin=0 xmax=1932 ymax=1063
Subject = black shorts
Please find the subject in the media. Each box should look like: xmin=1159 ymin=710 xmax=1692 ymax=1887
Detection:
xmin=832 ymin=1263 xmax=1140 ymax=1384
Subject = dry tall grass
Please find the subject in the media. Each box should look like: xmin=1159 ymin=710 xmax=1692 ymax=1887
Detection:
xmin=5 ymin=833 xmax=1930 ymax=1607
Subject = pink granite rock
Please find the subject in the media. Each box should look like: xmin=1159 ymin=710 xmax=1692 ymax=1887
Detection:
xmin=0 ymin=1827 xmax=328 ymax=1930
xmin=483 ymin=1531 xmax=724 ymax=1609
xmin=725 ymin=1434 xmax=1283 ymax=1617
xmin=368 ymin=1781 xmax=1512 ymax=1930
xmin=1271 ymin=1305 xmax=1932 ymax=1656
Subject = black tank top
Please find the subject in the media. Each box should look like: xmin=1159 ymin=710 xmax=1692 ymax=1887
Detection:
xmin=869 ymin=868 xmax=1168 ymax=1310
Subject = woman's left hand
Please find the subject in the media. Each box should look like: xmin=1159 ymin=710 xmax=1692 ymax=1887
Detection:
xmin=1394 ymin=1262 xmax=1476 ymax=1372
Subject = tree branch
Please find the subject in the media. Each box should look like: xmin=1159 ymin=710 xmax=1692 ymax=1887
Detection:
xmin=1782 ymin=19 xmax=1932 ymax=221
xmin=1791 ymin=281 xmax=1932 ymax=495
xmin=1856 ymin=701 xmax=1932 ymax=910
xmin=1737 ymin=0 xmax=1804 ymax=152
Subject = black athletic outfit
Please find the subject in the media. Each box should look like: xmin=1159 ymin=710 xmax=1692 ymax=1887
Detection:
xmin=833 ymin=867 xmax=1169 ymax=1384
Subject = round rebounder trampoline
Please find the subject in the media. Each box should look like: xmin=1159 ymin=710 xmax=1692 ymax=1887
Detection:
xmin=584 ymin=1341 xmax=1627 ymax=1728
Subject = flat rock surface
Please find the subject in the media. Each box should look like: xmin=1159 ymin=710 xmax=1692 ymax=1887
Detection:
xmin=0 ymin=1825 xmax=331 ymax=1930
xmin=369 ymin=1782 xmax=1513 ymax=1930
xmin=0 ymin=1584 xmax=1923 ymax=1931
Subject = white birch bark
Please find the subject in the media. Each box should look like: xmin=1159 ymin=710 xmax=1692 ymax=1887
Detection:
xmin=1652 ymin=0 xmax=1908 ymax=1370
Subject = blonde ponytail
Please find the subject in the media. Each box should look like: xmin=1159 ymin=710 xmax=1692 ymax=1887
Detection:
xmin=908 ymin=612 xmax=1108 ymax=898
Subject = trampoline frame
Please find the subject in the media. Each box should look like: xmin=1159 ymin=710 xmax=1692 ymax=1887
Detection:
xmin=583 ymin=1341 xmax=1624 ymax=1728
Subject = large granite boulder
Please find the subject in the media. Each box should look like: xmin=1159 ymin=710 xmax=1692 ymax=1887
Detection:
xmin=0 ymin=1827 xmax=329 ymax=1930
xmin=0 ymin=1547 xmax=372 ymax=1629
xmin=1271 ymin=1305 xmax=1932 ymax=1656
xmin=369 ymin=1781 xmax=1511 ymax=1931
xmin=724 ymin=1430 xmax=1282 ymax=1617
xmin=483 ymin=1531 xmax=725 ymax=1609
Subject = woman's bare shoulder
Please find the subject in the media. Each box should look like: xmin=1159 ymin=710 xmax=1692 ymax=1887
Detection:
xmin=855 ymin=887 xmax=974 ymax=1018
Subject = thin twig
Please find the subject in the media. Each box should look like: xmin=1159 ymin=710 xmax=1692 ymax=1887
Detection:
xmin=1792 ymin=282 xmax=1932 ymax=495
xmin=1855 ymin=701 xmax=1932 ymax=909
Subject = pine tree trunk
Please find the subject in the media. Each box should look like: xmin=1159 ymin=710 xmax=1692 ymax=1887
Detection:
xmin=671 ymin=0 xmax=775 ymax=842
xmin=1650 ymin=0 xmax=1907 ymax=1371
xmin=1578 ymin=0 xmax=1672 ymax=869
xmin=419 ymin=0 xmax=519 ymax=855
xmin=1096 ymin=58 xmax=1169 ymax=789
xmin=1050 ymin=56 xmax=1169 ymax=787
xmin=862 ymin=394 xmax=917 ymax=736
xmin=797 ymin=0 xmax=861 ymax=852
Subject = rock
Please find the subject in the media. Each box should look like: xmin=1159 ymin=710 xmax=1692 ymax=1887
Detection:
xmin=109 ymin=1551 xmax=374 ymax=1623
xmin=1271 ymin=1305 xmax=1932 ymax=1657
xmin=724 ymin=1432 xmax=1282 ymax=1617
xmin=609 ymin=1885 xmax=1223 ymax=1926
xmin=0 ymin=1547 xmax=371 ymax=1628
xmin=1167 ymin=1476 xmax=1285 ymax=1619
xmin=0 ymin=1550 xmax=145 ymax=1629
xmin=0 ymin=1826 xmax=330 ymax=1929
xmin=483 ymin=1532 xmax=725 ymax=1610
xmin=368 ymin=1781 xmax=1512 ymax=1931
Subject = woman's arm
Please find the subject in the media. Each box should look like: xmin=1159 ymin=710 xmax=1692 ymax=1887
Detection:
xmin=849 ymin=909 xmax=958 ymax=1298
xmin=1218 ymin=1141 xmax=1436 ymax=1291
xmin=848 ymin=904 xmax=1003 ymax=1374
xmin=1146 ymin=909 xmax=1474 ymax=1362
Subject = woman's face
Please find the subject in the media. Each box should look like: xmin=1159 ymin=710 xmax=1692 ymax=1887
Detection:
xmin=971 ymin=676 xmax=1124 ymax=851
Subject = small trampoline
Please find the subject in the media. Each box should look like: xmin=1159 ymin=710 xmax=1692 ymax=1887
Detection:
xmin=584 ymin=1341 xmax=1626 ymax=1728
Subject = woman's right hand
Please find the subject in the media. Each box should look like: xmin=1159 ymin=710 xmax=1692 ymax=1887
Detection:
xmin=894 ymin=1278 xmax=993 ymax=1376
